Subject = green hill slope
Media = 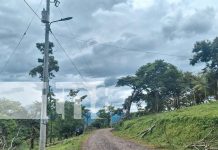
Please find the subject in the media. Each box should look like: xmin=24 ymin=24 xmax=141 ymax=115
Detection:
xmin=114 ymin=102 xmax=218 ymax=149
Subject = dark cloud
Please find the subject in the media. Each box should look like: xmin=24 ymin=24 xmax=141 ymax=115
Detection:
xmin=182 ymin=7 xmax=215 ymax=34
xmin=68 ymin=35 xmax=161 ymax=78
xmin=97 ymin=77 xmax=118 ymax=88
xmin=162 ymin=7 xmax=216 ymax=40
xmin=1 ymin=0 xmax=218 ymax=110
xmin=104 ymin=77 xmax=118 ymax=87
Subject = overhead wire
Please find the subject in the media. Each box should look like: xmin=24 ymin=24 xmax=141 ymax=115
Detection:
xmin=56 ymin=6 xmax=190 ymax=60
xmin=24 ymin=0 xmax=41 ymax=20
xmin=50 ymin=30 xmax=90 ymax=89
xmin=57 ymin=7 xmax=95 ymax=76
xmin=54 ymin=33 xmax=190 ymax=60
xmin=23 ymin=1 xmax=91 ymax=89
xmin=55 ymin=7 xmax=187 ymax=58
xmin=53 ymin=4 xmax=192 ymax=91
xmin=53 ymin=7 xmax=95 ymax=88
xmin=0 ymin=0 xmax=43 ymax=74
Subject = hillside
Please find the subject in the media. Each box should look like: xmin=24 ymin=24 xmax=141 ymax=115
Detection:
xmin=47 ymin=133 xmax=91 ymax=150
xmin=114 ymin=102 xmax=218 ymax=149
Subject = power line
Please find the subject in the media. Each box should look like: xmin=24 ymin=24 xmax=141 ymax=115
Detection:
xmin=55 ymin=7 xmax=94 ymax=87
xmin=54 ymin=33 xmax=190 ymax=60
xmin=0 ymin=0 xmax=43 ymax=74
xmin=0 ymin=34 xmax=26 ymax=74
xmin=24 ymin=0 xmax=41 ymax=20
xmin=56 ymin=7 xmax=189 ymax=60
xmin=57 ymin=7 xmax=95 ymax=75
xmin=50 ymin=30 xmax=89 ymax=88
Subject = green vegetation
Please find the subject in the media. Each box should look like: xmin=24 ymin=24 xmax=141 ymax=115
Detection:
xmin=47 ymin=133 xmax=91 ymax=150
xmin=115 ymin=102 xmax=218 ymax=149
xmin=92 ymin=106 xmax=123 ymax=128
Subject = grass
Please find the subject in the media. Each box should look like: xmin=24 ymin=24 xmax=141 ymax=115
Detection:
xmin=47 ymin=133 xmax=91 ymax=150
xmin=17 ymin=132 xmax=91 ymax=150
xmin=114 ymin=101 xmax=218 ymax=149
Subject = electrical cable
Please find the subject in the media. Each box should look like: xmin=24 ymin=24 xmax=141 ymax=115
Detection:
xmin=24 ymin=0 xmax=41 ymax=20
xmin=0 ymin=0 xmax=43 ymax=74
xmin=56 ymin=7 xmax=101 ymax=78
xmin=50 ymin=30 xmax=89 ymax=88
xmin=55 ymin=33 xmax=190 ymax=60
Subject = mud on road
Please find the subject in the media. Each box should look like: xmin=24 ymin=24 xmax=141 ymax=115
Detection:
xmin=83 ymin=128 xmax=152 ymax=150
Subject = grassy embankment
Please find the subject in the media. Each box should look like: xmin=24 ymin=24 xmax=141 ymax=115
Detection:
xmin=114 ymin=102 xmax=218 ymax=149
xmin=18 ymin=132 xmax=91 ymax=150
xmin=47 ymin=133 xmax=91 ymax=150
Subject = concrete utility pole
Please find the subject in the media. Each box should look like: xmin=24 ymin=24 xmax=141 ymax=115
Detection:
xmin=39 ymin=0 xmax=50 ymax=149
xmin=38 ymin=0 xmax=72 ymax=148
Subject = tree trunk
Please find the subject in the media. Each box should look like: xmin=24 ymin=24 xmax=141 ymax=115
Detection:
xmin=30 ymin=138 xmax=34 ymax=149
xmin=216 ymin=80 xmax=218 ymax=100
xmin=46 ymin=124 xmax=48 ymax=146
xmin=49 ymin=121 xmax=53 ymax=144
xmin=30 ymin=126 xmax=34 ymax=149
xmin=155 ymin=92 xmax=159 ymax=112
xmin=125 ymin=101 xmax=132 ymax=119
xmin=174 ymin=95 xmax=180 ymax=109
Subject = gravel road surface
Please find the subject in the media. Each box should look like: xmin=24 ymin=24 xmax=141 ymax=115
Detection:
xmin=83 ymin=128 xmax=152 ymax=150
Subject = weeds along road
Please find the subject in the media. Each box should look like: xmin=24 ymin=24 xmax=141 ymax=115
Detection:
xmin=83 ymin=128 xmax=152 ymax=150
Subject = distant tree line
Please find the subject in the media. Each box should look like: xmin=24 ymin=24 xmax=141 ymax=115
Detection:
xmin=0 ymin=42 xmax=90 ymax=149
xmin=116 ymin=37 xmax=218 ymax=118
xmin=1 ymin=35 xmax=218 ymax=148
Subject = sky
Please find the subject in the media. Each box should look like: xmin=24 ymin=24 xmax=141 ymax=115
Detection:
xmin=1 ymin=0 xmax=218 ymax=114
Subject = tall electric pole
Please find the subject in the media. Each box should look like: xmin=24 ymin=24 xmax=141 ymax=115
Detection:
xmin=38 ymin=0 xmax=72 ymax=148
xmin=39 ymin=0 xmax=50 ymax=149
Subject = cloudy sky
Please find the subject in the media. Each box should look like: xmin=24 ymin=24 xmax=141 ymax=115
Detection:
xmin=1 ymin=0 xmax=218 ymax=113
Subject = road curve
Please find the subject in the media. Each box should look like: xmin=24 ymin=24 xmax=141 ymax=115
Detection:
xmin=83 ymin=128 xmax=151 ymax=150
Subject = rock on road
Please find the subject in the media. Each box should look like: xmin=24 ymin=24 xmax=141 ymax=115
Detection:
xmin=83 ymin=128 xmax=152 ymax=150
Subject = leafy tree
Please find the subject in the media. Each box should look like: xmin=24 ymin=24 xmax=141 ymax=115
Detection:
xmin=192 ymin=74 xmax=208 ymax=104
xmin=0 ymin=99 xmax=41 ymax=149
xmin=117 ymin=76 xmax=143 ymax=118
xmin=136 ymin=60 xmax=183 ymax=112
xmin=29 ymin=42 xmax=59 ymax=80
xmin=205 ymin=71 xmax=218 ymax=97
xmin=82 ymin=107 xmax=91 ymax=129
xmin=0 ymin=98 xmax=28 ymax=118
xmin=0 ymin=120 xmax=19 ymax=149
xmin=55 ymin=89 xmax=87 ymax=139
xmin=179 ymin=72 xmax=198 ymax=106
xmin=92 ymin=105 xmax=115 ymax=128
xmin=190 ymin=37 xmax=218 ymax=99
xmin=113 ymin=108 xmax=124 ymax=116
xmin=29 ymin=42 xmax=59 ymax=145
xmin=98 ymin=109 xmax=110 ymax=127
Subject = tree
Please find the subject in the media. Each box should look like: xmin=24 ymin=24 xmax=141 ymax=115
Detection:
xmin=29 ymin=42 xmax=59 ymax=80
xmin=92 ymin=105 xmax=115 ymax=128
xmin=0 ymin=98 xmax=28 ymax=118
xmin=190 ymin=37 xmax=218 ymax=99
xmin=117 ymin=76 xmax=143 ymax=118
xmin=55 ymin=89 xmax=87 ymax=139
xmin=192 ymin=74 xmax=208 ymax=104
xmin=98 ymin=109 xmax=110 ymax=127
xmin=0 ymin=99 xmax=26 ymax=149
xmin=136 ymin=60 xmax=183 ymax=112
xmin=82 ymin=107 xmax=91 ymax=129
xmin=0 ymin=120 xmax=18 ymax=149
xmin=29 ymin=42 xmax=59 ymax=145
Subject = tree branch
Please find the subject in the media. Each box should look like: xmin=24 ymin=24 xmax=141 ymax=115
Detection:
xmin=8 ymin=127 xmax=21 ymax=150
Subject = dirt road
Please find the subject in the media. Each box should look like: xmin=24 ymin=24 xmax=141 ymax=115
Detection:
xmin=83 ymin=128 xmax=151 ymax=150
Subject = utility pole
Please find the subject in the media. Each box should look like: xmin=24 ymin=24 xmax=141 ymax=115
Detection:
xmin=39 ymin=0 xmax=50 ymax=149
xmin=38 ymin=0 xmax=71 ymax=148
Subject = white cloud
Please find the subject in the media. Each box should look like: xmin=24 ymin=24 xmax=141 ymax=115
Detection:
xmin=132 ymin=0 xmax=154 ymax=9
xmin=1 ymin=0 xmax=218 ymax=112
